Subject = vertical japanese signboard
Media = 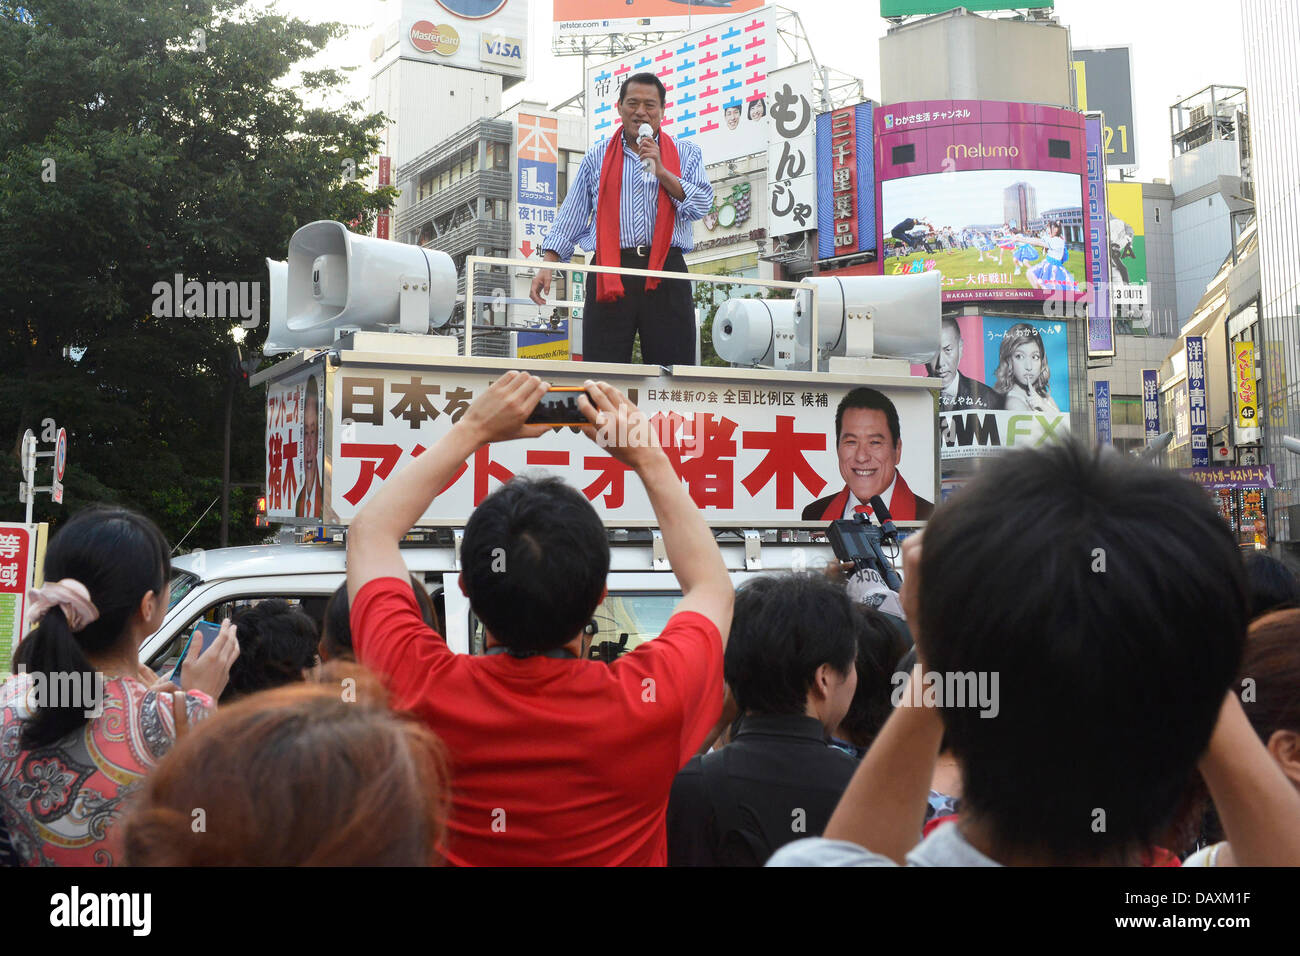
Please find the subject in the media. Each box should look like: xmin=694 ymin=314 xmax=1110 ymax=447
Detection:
xmin=816 ymin=103 xmax=875 ymax=259
xmin=1142 ymin=369 xmax=1161 ymax=441
xmin=1234 ymin=341 xmax=1258 ymax=428
xmin=266 ymin=367 xmax=324 ymax=520
xmin=0 ymin=523 xmax=36 ymax=675
xmin=377 ymin=156 xmax=392 ymax=240
xmin=765 ymin=62 xmax=816 ymax=239
xmin=1186 ymin=335 xmax=1210 ymax=467
xmin=515 ymin=113 xmax=558 ymax=259
xmin=585 ymin=10 xmax=775 ymax=166
xmin=1094 ymin=380 xmax=1112 ymax=446
xmin=1085 ymin=115 xmax=1114 ymax=356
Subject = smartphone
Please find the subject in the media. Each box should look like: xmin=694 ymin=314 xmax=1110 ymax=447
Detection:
xmin=169 ymin=620 xmax=223 ymax=685
xmin=525 ymin=386 xmax=593 ymax=426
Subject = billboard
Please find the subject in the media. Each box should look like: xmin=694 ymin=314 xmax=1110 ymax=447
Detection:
xmin=1072 ymin=47 xmax=1137 ymax=168
xmin=1234 ymin=341 xmax=1258 ymax=428
xmin=555 ymin=0 xmax=768 ymax=39
xmin=514 ymin=113 xmax=558 ymax=259
xmin=766 ymin=62 xmax=817 ymax=238
xmin=0 ymin=523 xmax=37 ymax=675
xmin=882 ymin=1 xmax=1053 ymax=14
xmin=399 ymin=0 xmax=527 ymax=84
xmin=586 ymin=10 xmax=776 ymax=166
xmin=1107 ymin=180 xmax=1146 ymax=315
xmin=1095 ymin=380 xmax=1112 ymax=446
xmin=1186 ymin=335 xmax=1210 ymax=467
xmin=876 ymin=100 xmax=1090 ymax=303
xmin=816 ymin=103 xmax=876 ymax=259
xmin=329 ymin=368 xmax=936 ymax=524
xmin=1142 ymin=368 xmax=1161 ymax=441
xmin=912 ymin=314 xmax=1071 ymax=460
xmin=1085 ymin=115 xmax=1114 ymax=356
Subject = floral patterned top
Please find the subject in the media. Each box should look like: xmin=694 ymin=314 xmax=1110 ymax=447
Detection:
xmin=0 ymin=674 xmax=213 ymax=866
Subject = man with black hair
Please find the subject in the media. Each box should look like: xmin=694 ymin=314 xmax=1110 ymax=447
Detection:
xmin=666 ymin=573 xmax=859 ymax=866
xmin=927 ymin=317 xmax=1002 ymax=412
xmin=802 ymin=387 xmax=934 ymax=521
xmin=771 ymin=440 xmax=1300 ymax=866
xmin=346 ymin=372 xmax=733 ymax=866
xmin=531 ymin=72 xmax=712 ymax=366
xmin=221 ymin=599 xmax=320 ymax=703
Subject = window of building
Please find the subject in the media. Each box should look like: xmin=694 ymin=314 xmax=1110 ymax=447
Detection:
xmin=1111 ymin=395 xmax=1143 ymax=427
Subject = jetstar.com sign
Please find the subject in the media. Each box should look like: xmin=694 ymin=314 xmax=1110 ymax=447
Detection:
xmin=410 ymin=21 xmax=461 ymax=55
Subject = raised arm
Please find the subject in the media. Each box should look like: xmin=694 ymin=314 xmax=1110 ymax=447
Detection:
xmin=581 ymin=381 xmax=733 ymax=644
xmin=822 ymin=533 xmax=942 ymax=862
xmin=1199 ymin=690 xmax=1300 ymax=866
xmin=347 ymin=371 xmax=550 ymax=604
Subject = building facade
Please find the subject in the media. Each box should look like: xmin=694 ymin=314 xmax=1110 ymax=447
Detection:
xmin=1242 ymin=1 xmax=1300 ymax=549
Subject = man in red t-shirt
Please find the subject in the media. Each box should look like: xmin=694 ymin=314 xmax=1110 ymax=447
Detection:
xmin=346 ymin=373 xmax=734 ymax=866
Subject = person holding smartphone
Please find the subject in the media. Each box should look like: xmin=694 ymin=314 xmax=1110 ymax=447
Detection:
xmin=346 ymin=372 xmax=733 ymax=866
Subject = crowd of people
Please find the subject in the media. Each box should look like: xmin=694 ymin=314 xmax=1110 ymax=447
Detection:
xmin=3 ymin=373 xmax=1300 ymax=867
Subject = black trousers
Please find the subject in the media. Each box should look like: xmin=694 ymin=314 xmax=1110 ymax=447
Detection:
xmin=583 ymin=248 xmax=696 ymax=367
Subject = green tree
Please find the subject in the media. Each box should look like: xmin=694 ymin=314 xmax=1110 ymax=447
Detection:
xmin=0 ymin=0 xmax=394 ymax=548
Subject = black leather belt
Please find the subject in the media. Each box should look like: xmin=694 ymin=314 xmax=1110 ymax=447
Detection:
xmin=620 ymin=245 xmax=682 ymax=257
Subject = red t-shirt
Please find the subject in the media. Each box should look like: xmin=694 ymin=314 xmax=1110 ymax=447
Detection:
xmin=351 ymin=576 xmax=724 ymax=866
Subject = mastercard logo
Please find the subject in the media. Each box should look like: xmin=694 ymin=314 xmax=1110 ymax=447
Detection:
xmin=410 ymin=21 xmax=461 ymax=55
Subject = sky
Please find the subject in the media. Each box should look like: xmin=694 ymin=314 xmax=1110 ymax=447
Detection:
xmin=274 ymin=0 xmax=1247 ymax=184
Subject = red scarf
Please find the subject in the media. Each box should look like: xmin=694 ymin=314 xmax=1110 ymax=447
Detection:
xmin=595 ymin=128 xmax=680 ymax=303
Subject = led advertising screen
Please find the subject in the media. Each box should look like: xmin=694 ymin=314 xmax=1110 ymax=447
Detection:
xmin=876 ymin=100 xmax=1090 ymax=303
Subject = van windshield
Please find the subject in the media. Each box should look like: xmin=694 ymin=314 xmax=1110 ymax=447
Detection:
xmin=168 ymin=570 xmax=200 ymax=611
xmin=470 ymin=591 xmax=682 ymax=661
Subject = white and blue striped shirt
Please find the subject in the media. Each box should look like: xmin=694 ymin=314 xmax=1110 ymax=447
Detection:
xmin=541 ymin=132 xmax=713 ymax=262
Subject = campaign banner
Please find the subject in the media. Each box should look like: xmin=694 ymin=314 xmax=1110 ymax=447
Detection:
xmin=766 ymin=62 xmax=816 ymax=238
xmin=517 ymin=320 xmax=570 ymax=361
xmin=1179 ymin=465 xmax=1276 ymax=491
xmin=1085 ymin=115 xmax=1114 ymax=356
xmin=0 ymin=523 xmax=36 ymax=675
xmin=514 ymin=113 xmax=558 ymax=259
xmin=876 ymin=100 xmax=1090 ymax=303
xmin=585 ymin=11 xmax=776 ymax=166
xmin=1142 ymin=368 xmax=1161 ymax=441
xmin=266 ymin=368 xmax=324 ymax=520
xmin=327 ymin=369 xmax=936 ymax=525
xmin=1095 ymin=380 xmax=1112 ymax=446
xmin=1186 ymin=335 xmax=1210 ymax=467
xmin=816 ymin=103 xmax=875 ymax=259
xmin=555 ymin=0 xmax=767 ymax=39
xmin=1234 ymin=341 xmax=1258 ymax=428
xmin=912 ymin=314 xmax=1071 ymax=460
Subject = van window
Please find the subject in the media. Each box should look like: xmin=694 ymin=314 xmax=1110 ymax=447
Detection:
xmin=469 ymin=591 xmax=682 ymax=661
xmin=148 ymin=595 xmax=328 ymax=673
xmin=168 ymin=570 xmax=200 ymax=611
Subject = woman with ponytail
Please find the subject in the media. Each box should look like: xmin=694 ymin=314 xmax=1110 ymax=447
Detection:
xmin=0 ymin=506 xmax=239 ymax=865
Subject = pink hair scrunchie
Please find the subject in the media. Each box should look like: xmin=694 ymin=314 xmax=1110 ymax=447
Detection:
xmin=26 ymin=579 xmax=100 ymax=633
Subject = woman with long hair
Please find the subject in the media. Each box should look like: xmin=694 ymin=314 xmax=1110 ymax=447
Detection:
xmin=0 ymin=507 xmax=238 ymax=865
xmin=993 ymin=323 xmax=1061 ymax=414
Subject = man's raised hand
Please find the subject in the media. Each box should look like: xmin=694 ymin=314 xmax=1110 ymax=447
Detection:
xmin=459 ymin=371 xmax=552 ymax=445
xmin=577 ymin=379 xmax=663 ymax=471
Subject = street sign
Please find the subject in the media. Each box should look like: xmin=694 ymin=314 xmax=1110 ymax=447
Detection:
xmin=54 ymin=427 xmax=67 ymax=481
xmin=20 ymin=430 xmax=35 ymax=476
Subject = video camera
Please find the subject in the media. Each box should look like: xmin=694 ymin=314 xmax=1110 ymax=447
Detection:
xmin=827 ymin=512 xmax=903 ymax=593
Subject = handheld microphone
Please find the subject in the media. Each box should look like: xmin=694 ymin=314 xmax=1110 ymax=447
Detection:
xmin=868 ymin=495 xmax=899 ymax=542
xmin=637 ymin=123 xmax=655 ymax=174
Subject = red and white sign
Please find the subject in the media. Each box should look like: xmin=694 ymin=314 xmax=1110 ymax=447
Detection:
xmin=325 ymin=367 xmax=936 ymax=526
xmin=0 ymin=523 xmax=36 ymax=674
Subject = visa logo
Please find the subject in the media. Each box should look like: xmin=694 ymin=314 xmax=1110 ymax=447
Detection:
xmin=482 ymin=37 xmax=522 ymax=61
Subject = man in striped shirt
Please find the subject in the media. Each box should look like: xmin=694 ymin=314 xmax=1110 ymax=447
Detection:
xmin=529 ymin=72 xmax=713 ymax=366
